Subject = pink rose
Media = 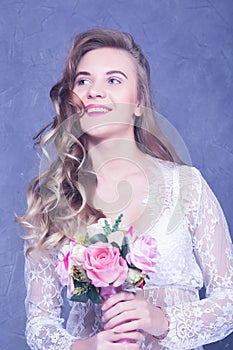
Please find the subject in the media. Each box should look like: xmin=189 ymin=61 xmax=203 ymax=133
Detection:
xmin=55 ymin=245 xmax=74 ymax=297
xmin=127 ymin=235 xmax=158 ymax=273
xmin=83 ymin=242 xmax=128 ymax=287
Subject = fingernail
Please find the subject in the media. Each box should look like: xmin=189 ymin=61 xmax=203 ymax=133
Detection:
xmin=113 ymin=326 xmax=121 ymax=333
xmin=102 ymin=305 xmax=106 ymax=311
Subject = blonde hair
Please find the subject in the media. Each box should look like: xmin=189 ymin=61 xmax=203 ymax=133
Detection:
xmin=17 ymin=28 xmax=181 ymax=254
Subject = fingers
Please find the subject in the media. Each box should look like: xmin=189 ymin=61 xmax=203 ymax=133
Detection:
xmin=96 ymin=329 xmax=143 ymax=349
xmin=112 ymin=330 xmax=144 ymax=343
xmin=102 ymin=298 xmax=137 ymax=324
xmin=113 ymin=344 xmax=140 ymax=350
xmin=102 ymin=291 xmax=135 ymax=312
xmin=113 ymin=320 xmax=141 ymax=334
xmin=102 ymin=296 xmax=149 ymax=326
xmin=101 ymin=291 xmax=154 ymax=337
xmin=104 ymin=309 xmax=140 ymax=330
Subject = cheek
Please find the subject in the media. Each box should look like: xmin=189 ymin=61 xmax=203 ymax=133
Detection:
xmin=73 ymin=87 xmax=86 ymax=103
xmin=73 ymin=86 xmax=89 ymax=104
xmin=129 ymin=90 xmax=139 ymax=104
xmin=79 ymin=115 xmax=109 ymax=134
xmin=116 ymin=88 xmax=138 ymax=104
xmin=114 ymin=103 xmax=137 ymax=123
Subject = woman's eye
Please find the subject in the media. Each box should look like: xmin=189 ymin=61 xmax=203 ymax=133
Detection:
xmin=109 ymin=78 xmax=121 ymax=84
xmin=77 ymin=79 xmax=90 ymax=86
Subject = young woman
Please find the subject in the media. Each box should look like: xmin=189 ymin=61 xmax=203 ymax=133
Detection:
xmin=18 ymin=28 xmax=233 ymax=350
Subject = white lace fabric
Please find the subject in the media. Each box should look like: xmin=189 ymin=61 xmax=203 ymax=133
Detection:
xmin=24 ymin=160 xmax=233 ymax=350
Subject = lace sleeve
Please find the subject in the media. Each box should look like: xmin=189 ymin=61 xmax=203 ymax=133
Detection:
xmin=24 ymin=247 xmax=77 ymax=350
xmin=160 ymin=169 xmax=233 ymax=349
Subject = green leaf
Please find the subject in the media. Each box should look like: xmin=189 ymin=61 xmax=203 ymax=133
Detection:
xmin=70 ymin=293 xmax=89 ymax=303
xmin=73 ymin=280 xmax=87 ymax=288
xmin=103 ymin=220 xmax=112 ymax=236
xmin=121 ymin=235 xmax=129 ymax=259
xmin=89 ymin=233 xmax=108 ymax=244
xmin=70 ymin=282 xmax=102 ymax=304
xmin=112 ymin=214 xmax=123 ymax=231
xmin=111 ymin=241 xmax=120 ymax=250
xmin=88 ymin=285 xmax=102 ymax=304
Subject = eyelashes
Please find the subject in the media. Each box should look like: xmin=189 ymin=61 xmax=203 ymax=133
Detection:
xmin=77 ymin=79 xmax=90 ymax=86
xmin=75 ymin=77 xmax=122 ymax=87
xmin=108 ymin=77 xmax=121 ymax=84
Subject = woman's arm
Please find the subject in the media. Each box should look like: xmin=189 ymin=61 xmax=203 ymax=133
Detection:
xmin=24 ymin=247 xmax=78 ymax=350
xmin=100 ymin=169 xmax=233 ymax=349
xmin=160 ymin=170 xmax=233 ymax=349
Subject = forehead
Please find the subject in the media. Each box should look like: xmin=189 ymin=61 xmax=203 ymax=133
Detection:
xmin=77 ymin=47 xmax=137 ymax=74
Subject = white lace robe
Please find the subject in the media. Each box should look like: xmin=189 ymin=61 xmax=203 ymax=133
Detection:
xmin=24 ymin=160 xmax=233 ymax=350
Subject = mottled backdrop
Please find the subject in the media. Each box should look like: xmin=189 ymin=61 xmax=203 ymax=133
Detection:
xmin=0 ymin=0 xmax=232 ymax=349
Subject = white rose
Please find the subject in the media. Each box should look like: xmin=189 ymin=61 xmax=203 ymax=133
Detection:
xmin=71 ymin=244 xmax=86 ymax=264
xmin=126 ymin=267 xmax=146 ymax=286
xmin=108 ymin=230 xmax=125 ymax=247
xmin=86 ymin=222 xmax=105 ymax=239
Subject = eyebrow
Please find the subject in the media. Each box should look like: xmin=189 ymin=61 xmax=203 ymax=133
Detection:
xmin=106 ymin=70 xmax=128 ymax=79
xmin=74 ymin=70 xmax=128 ymax=80
xmin=74 ymin=71 xmax=90 ymax=81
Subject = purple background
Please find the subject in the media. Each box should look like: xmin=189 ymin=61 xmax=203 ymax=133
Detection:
xmin=0 ymin=0 xmax=232 ymax=349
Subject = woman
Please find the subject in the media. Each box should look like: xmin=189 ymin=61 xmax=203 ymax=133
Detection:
xmin=18 ymin=28 xmax=233 ymax=350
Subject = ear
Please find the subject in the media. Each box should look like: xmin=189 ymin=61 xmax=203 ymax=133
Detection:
xmin=134 ymin=103 xmax=142 ymax=117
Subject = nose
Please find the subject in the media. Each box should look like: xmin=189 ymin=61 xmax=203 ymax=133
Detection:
xmin=87 ymin=82 xmax=106 ymax=99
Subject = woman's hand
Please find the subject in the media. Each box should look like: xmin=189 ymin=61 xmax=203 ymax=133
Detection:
xmin=71 ymin=329 xmax=144 ymax=350
xmin=101 ymin=291 xmax=168 ymax=337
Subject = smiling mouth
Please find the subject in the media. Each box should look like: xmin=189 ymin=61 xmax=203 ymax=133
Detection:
xmin=85 ymin=105 xmax=112 ymax=116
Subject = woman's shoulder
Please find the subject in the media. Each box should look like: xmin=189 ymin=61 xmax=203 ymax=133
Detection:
xmin=148 ymin=156 xmax=202 ymax=184
xmin=147 ymin=157 xmax=205 ymax=212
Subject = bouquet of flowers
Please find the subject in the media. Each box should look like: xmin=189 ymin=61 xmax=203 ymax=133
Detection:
xmin=56 ymin=214 xmax=158 ymax=305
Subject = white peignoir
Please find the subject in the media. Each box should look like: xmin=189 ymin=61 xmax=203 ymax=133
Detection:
xmin=24 ymin=158 xmax=233 ymax=350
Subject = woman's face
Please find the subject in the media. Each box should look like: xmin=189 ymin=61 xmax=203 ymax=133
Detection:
xmin=73 ymin=47 xmax=141 ymax=140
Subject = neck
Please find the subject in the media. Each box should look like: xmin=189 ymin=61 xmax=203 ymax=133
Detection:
xmin=85 ymin=135 xmax=146 ymax=180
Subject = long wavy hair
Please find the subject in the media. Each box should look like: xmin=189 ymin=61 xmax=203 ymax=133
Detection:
xmin=17 ymin=28 xmax=181 ymax=254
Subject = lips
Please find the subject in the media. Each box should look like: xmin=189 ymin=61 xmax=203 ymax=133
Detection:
xmin=85 ymin=104 xmax=112 ymax=117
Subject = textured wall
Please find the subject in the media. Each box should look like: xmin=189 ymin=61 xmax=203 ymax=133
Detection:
xmin=0 ymin=0 xmax=232 ymax=349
